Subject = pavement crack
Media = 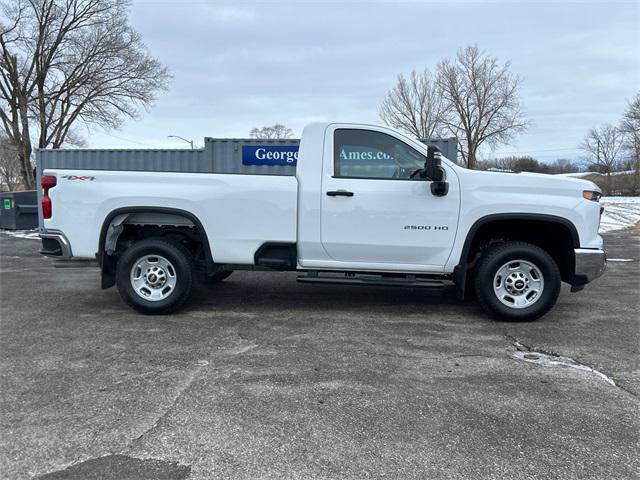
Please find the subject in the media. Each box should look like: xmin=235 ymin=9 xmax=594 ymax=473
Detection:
xmin=504 ymin=333 xmax=634 ymax=395
xmin=126 ymin=363 xmax=206 ymax=447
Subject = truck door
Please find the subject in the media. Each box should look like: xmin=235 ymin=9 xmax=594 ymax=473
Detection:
xmin=320 ymin=126 xmax=460 ymax=270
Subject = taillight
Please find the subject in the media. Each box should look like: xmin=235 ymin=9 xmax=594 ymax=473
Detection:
xmin=41 ymin=175 xmax=57 ymax=219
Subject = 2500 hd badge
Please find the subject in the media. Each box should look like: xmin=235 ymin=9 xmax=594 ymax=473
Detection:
xmin=404 ymin=225 xmax=449 ymax=230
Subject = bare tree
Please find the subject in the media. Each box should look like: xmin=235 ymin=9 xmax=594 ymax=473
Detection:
xmin=478 ymin=155 xmax=550 ymax=173
xmin=249 ymin=124 xmax=294 ymax=139
xmin=479 ymin=156 xmax=580 ymax=174
xmin=548 ymin=158 xmax=579 ymax=174
xmin=0 ymin=0 xmax=170 ymax=188
xmin=0 ymin=133 xmax=21 ymax=190
xmin=620 ymin=93 xmax=639 ymax=194
xmin=579 ymin=124 xmax=625 ymax=194
xmin=379 ymin=69 xmax=446 ymax=140
xmin=436 ymin=45 xmax=528 ymax=169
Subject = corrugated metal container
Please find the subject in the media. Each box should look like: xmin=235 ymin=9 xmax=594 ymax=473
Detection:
xmin=206 ymin=138 xmax=300 ymax=175
xmin=36 ymin=138 xmax=301 ymax=176
xmin=419 ymin=138 xmax=458 ymax=163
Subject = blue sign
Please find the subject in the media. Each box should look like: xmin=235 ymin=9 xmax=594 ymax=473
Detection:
xmin=242 ymin=145 xmax=299 ymax=166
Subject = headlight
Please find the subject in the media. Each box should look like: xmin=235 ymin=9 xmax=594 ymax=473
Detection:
xmin=583 ymin=190 xmax=601 ymax=202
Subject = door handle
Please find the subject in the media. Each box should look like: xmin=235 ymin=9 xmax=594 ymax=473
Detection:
xmin=326 ymin=190 xmax=354 ymax=197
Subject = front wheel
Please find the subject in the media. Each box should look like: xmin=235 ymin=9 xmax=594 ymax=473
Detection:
xmin=474 ymin=242 xmax=561 ymax=321
xmin=116 ymin=238 xmax=195 ymax=314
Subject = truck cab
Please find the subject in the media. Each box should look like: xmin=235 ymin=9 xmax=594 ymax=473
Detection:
xmin=38 ymin=122 xmax=606 ymax=320
xmin=296 ymin=123 xmax=460 ymax=272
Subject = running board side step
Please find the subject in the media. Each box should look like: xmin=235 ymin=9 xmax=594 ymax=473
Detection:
xmin=296 ymin=272 xmax=446 ymax=288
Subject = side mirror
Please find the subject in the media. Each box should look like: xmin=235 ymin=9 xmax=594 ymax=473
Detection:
xmin=424 ymin=146 xmax=444 ymax=181
xmin=424 ymin=145 xmax=448 ymax=196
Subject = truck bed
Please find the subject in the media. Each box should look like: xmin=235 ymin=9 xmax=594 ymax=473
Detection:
xmin=42 ymin=169 xmax=298 ymax=264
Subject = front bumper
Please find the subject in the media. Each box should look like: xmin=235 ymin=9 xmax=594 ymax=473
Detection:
xmin=572 ymin=248 xmax=606 ymax=288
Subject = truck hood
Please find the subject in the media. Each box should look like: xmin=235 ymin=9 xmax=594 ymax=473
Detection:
xmin=453 ymin=168 xmax=601 ymax=195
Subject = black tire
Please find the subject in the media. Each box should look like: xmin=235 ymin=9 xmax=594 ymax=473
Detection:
xmin=474 ymin=241 xmax=561 ymax=321
xmin=201 ymin=269 xmax=233 ymax=285
xmin=116 ymin=238 xmax=194 ymax=315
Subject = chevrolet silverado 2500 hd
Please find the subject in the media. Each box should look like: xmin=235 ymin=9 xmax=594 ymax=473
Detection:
xmin=37 ymin=122 xmax=606 ymax=320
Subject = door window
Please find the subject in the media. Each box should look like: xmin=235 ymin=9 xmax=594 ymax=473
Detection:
xmin=334 ymin=129 xmax=426 ymax=180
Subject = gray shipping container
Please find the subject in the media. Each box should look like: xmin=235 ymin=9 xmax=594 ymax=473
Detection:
xmin=36 ymin=138 xmax=301 ymax=176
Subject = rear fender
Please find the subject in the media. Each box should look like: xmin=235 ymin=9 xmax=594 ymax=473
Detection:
xmin=98 ymin=207 xmax=213 ymax=289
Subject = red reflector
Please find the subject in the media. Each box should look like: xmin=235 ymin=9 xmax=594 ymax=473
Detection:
xmin=41 ymin=175 xmax=57 ymax=219
xmin=41 ymin=176 xmax=57 ymax=189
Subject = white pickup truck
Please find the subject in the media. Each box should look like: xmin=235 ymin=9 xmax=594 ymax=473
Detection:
xmin=37 ymin=122 xmax=606 ymax=320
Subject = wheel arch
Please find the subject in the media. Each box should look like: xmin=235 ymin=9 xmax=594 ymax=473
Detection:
xmin=453 ymin=213 xmax=580 ymax=298
xmin=97 ymin=206 xmax=215 ymax=289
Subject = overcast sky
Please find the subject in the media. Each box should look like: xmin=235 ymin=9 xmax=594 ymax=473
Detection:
xmin=86 ymin=0 xmax=639 ymax=163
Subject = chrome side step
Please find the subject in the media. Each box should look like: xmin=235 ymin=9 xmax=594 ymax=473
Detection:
xmin=296 ymin=272 xmax=446 ymax=288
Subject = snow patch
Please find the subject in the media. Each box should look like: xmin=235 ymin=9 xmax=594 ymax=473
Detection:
xmin=0 ymin=229 xmax=40 ymax=240
xmin=599 ymin=196 xmax=640 ymax=233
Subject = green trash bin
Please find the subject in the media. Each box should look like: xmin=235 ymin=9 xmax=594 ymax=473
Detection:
xmin=0 ymin=190 xmax=38 ymax=230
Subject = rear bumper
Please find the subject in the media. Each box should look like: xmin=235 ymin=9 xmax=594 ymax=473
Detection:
xmin=40 ymin=231 xmax=72 ymax=259
xmin=572 ymin=248 xmax=606 ymax=287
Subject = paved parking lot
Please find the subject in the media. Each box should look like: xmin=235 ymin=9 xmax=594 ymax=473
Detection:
xmin=1 ymin=231 xmax=638 ymax=479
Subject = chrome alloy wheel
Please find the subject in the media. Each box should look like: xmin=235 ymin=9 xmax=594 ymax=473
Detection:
xmin=130 ymin=254 xmax=177 ymax=301
xmin=493 ymin=259 xmax=544 ymax=309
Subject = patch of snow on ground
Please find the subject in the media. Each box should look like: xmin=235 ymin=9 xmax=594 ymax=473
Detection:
xmin=0 ymin=229 xmax=40 ymax=240
xmin=600 ymin=197 xmax=640 ymax=233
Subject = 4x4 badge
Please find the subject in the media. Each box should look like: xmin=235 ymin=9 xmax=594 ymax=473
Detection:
xmin=61 ymin=175 xmax=95 ymax=181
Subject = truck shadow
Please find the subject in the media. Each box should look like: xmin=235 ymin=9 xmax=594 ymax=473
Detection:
xmin=189 ymin=271 xmax=465 ymax=314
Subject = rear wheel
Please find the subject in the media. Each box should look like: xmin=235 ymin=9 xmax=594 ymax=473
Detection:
xmin=474 ymin=242 xmax=561 ymax=321
xmin=116 ymin=238 xmax=194 ymax=314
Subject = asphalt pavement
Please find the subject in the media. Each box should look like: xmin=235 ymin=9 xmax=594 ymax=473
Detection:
xmin=0 ymin=230 xmax=638 ymax=479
